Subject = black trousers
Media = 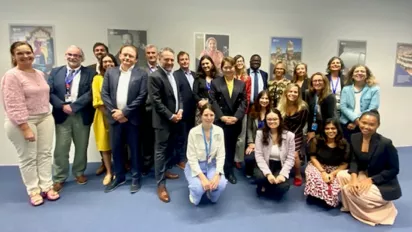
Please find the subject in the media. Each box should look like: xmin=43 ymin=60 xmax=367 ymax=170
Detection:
xmin=341 ymin=123 xmax=360 ymax=144
xmin=110 ymin=122 xmax=140 ymax=180
xmin=154 ymin=123 xmax=184 ymax=186
xmin=244 ymin=151 xmax=256 ymax=176
xmin=254 ymin=160 xmax=290 ymax=198
xmin=141 ymin=109 xmax=154 ymax=173
xmin=171 ymin=119 xmax=194 ymax=165
xmin=221 ymin=123 xmax=242 ymax=176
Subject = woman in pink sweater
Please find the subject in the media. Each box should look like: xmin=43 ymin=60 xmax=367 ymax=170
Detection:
xmin=1 ymin=41 xmax=60 ymax=206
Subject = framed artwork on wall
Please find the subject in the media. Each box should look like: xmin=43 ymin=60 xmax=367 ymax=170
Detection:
xmin=269 ymin=37 xmax=302 ymax=80
xmin=194 ymin=32 xmax=230 ymax=73
xmin=9 ymin=24 xmax=56 ymax=76
xmin=393 ymin=43 xmax=412 ymax=87
xmin=107 ymin=29 xmax=147 ymax=68
xmin=337 ymin=40 xmax=367 ymax=75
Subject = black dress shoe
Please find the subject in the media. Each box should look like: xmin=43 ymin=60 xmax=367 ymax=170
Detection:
xmin=104 ymin=178 xmax=126 ymax=193
xmin=227 ymin=174 xmax=237 ymax=184
xmin=130 ymin=178 xmax=141 ymax=194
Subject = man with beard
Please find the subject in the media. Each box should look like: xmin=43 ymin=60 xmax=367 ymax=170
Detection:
xmin=247 ymin=54 xmax=268 ymax=106
xmin=87 ymin=42 xmax=108 ymax=75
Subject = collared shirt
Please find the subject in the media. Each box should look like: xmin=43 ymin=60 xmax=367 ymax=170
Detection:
xmin=66 ymin=65 xmax=81 ymax=101
xmin=183 ymin=69 xmax=194 ymax=90
xmin=96 ymin=63 xmax=100 ymax=74
xmin=160 ymin=66 xmax=179 ymax=112
xmin=148 ymin=63 xmax=157 ymax=74
xmin=224 ymin=76 xmax=234 ymax=98
xmin=250 ymin=69 xmax=264 ymax=103
xmin=116 ymin=65 xmax=134 ymax=110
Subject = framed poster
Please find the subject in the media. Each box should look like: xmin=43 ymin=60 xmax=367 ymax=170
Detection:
xmin=107 ymin=29 xmax=147 ymax=67
xmin=194 ymin=32 xmax=229 ymax=73
xmin=269 ymin=37 xmax=302 ymax=80
xmin=393 ymin=43 xmax=412 ymax=87
xmin=9 ymin=24 xmax=56 ymax=75
xmin=338 ymin=40 xmax=367 ymax=75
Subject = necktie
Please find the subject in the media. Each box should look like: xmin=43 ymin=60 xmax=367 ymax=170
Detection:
xmin=253 ymin=71 xmax=259 ymax=103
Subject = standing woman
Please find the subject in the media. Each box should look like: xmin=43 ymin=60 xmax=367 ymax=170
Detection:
xmin=193 ymin=55 xmax=218 ymax=125
xmin=184 ymin=104 xmax=227 ymax=205
xmin=268 ymin=61 xmax=290 ymax=109
xmin=340 ymin=65 xmax=379 ymax=143
xmin=337 ymin=110 xmax=401 ymax=226
xmin=92 ymin=53 xmax=118 ymax=185
xmin=306 ymin=72 xmax=337 ymax=142
xmin=291 ymin=62 xmax=310 ymax=102
xmin=277 ymin=83 xmax=308 ymax=186
xmin=325 ymin=57 xmax=346 ymax=116
xmin=233 ymin=55 xmax=251 ymax=169
xmin=1 ymin=41 xmax=59 ymax=206
xmin=209 ymin=56 xmax=247 ymax=184
xmin=254 ymin=109 xmax=295 ymax=199
xmin=244 ymin=90 xmax=271 ymax=177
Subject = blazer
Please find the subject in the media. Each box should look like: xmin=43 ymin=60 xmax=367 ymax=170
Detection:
xmin=209 ymin=76 xmax=247 ymax=126
xmin=101 ymin=66 xmax=148 ymax=126
xmin=306 ymin=91 xmax=337 ymax=133
xmin=141 ymin=63 xmax=158 ymax=112
xmin=48 ymin=65 xmax=96 ymax=125
xmin=174 ymin=68 xmax=196 ymax=121
xmin=149 ymin=67 xmax=183 ymax=129
xmin=186 ymin=124 xmax=225 ymax=177
xmin=254 ymin=130 xmax=296 ymax=179
xmin=246 ymin=115 xmax=260 ymax=144
xmin=247 ymin=68 xmax=268 ymax=90
xmin=87 ymin=63 xmax=98 ymax=73
xmin=340 ymin=85 xmax=380 ymax=125
xmin=348 ymin=133 xmax=401 ymax=201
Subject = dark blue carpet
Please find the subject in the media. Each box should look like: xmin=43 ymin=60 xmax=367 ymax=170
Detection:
xmin=0 ymin=147 xmax=411 ymax=232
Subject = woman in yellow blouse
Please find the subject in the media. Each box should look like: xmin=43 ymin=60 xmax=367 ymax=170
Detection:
xmin=92 ymin=53 xmax=118 ymax=185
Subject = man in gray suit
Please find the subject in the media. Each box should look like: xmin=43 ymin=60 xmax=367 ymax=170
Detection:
xmin=101 ymin=45 xmax=148 ymax=193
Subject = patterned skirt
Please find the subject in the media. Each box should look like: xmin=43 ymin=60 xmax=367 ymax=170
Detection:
xmin=304 ymin=162 xmax=341 ymax=207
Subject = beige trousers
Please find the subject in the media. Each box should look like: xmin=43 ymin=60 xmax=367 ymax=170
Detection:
xmin=4 ymin=113 xmax=55 ymax=195
xmin=235 ymin=115 xmax=247 ymax=163
xmin=337 ymin=170 xmax=398 ymax=226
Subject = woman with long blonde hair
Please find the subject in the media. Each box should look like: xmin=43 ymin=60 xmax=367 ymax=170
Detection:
xmin=277 ymin=83 xmax=308 ymax=186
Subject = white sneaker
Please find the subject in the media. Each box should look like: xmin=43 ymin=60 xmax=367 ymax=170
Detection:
xmin=189 ymin=194 xmax=195 ymax=204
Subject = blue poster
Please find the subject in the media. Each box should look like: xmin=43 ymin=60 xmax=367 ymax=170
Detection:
xmin=270 ymin=37 xmax=302 ymax=80
xmin=394 ymin=43 xmax=412 ymax=87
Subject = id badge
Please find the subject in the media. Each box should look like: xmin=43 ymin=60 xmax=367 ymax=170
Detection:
xmin=65 ymin=93 xmax=73 ymax=103
xmin=207 ymin=156 xmax=212 ymax=164
xmin=311 ymin=123 xmax=318 ymax=131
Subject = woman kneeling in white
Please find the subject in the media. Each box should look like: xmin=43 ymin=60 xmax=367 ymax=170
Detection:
xmin=184 ymin=103 xmax=228 ymax=205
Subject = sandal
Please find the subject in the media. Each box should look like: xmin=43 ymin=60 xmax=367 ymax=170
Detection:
xmin=29 ymin=193 xmax=44 ymax=206
xmin=42 ymin=189 xmax=60 ymax=201
xmin=103 ymin=174 xmax=113 ymax=186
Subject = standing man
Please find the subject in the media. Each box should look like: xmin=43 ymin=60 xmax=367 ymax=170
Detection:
xmin=48 ymin=45 xmax=95 ymax=192
xmin=140 ymin=44 xmax=159 ymax=175
xmin=149 ymin=47 xmax=183 ymax=203
xmin=87 ymin=42 xmax=108 ymax=75
xmin=247 ymin=54 xmax=268 ymax=106
xmin=173 ymin=51 xmax=196 ymax=170
xmin=101 ymin=45 xmax=147 ymax=193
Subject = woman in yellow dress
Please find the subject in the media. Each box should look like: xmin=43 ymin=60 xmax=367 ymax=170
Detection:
xmin=92 ymin=53 xmax=118 ymax=185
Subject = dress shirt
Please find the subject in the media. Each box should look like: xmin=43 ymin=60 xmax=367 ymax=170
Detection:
xmin=250 ymin=69 xmax=264 ymax=103
xmin=224 ymin=76 xmax=234 ymax=98
xmin=184 ymin=69 xmax=194 ymax=90
xmin=67 ymin=65 xmax=81 ymax=101
xmin=116 ymin=65 xmax=133 ymax=110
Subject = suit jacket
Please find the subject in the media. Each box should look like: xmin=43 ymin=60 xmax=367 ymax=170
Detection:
xmin=149 ymin=67 xmax=183 ymax=129
xmin=246 ymin=115 xmax=260 ymax=144
xmin=247 ymin=68 xmax=268 ymax=90
xmin=209 ymin=76 xmax=247 ymax=126
xmin=141 ymin=63 xmax=158 ymax=112
xmin=305 ymin=91 xmax=337 ymax=133
xmin=193 ymin=78 xmax=211 ymax=104
xmin=48 ymin=65 xmax=95 ymax=125
xmin=186 ymin=124 xmax=225 ymax=177
xmin=101 ymin=66 xmax=148 ymax=126
xmin=349 ymin=133 xmax=402 ymax=201
xmin=340 ymin=85 xmax=380 ymax=125
xmin=87 ymin=63 xmax=97 ymax=73
xmin=254 ymin=130 xmax=296 ymax=179
xmin=174 ymin=68 xmax=196 ymax=121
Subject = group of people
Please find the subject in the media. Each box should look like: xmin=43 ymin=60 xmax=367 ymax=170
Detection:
xmin=1 ymin=40 xmax=402 ymax=227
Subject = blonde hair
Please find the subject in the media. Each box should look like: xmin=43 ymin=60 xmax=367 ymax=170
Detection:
xmin=277 ymin=83 xmax=307 ymax=117
xmin=292 ymin=62 xmax=308 ymax=82
xmin=345 ymin=64 xmax=378 ymax=87
xmin=273 ymin=61 xmax=286 ymax=76
xmin=309 ymin=72 xmax=331 ymax=103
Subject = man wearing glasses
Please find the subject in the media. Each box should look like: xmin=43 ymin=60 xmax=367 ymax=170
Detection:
xmin=48 ymin=45 xmax=96 ymax=192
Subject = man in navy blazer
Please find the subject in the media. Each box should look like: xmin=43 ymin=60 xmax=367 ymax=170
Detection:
xmin=247 ymin=54 xmax=268 ymax=106
xmin=101 ymin=45 xmax=148 ymax=193
xmin=48 ymin=45 xmax=96 ymax=192
xmin=173 ymin=51 xmax=196 ymax=170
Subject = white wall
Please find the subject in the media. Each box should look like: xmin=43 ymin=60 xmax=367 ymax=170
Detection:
xmin=0 ymin=0 xmax=411 ymax=165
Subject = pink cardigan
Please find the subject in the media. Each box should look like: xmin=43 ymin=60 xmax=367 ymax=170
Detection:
xmin=254 ymin=130 xmax=295 ymax=179
xmin=1 ymin=68 xmax=50 ymax=125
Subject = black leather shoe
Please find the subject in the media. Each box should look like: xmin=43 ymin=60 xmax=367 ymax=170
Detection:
xmin=130 ymin=178 xmax=141 ymax=194
xmin=104 ymin=178 xmax=126 ymax=193
xmin=227 ymin=174 xmax=237 ymax=184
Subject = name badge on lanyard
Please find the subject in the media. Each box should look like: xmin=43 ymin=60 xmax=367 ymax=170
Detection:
xmin=311 ymin=95 xmax=318 ymax=131
xmin=202 ymin=126 xmax=213 ymax=164
xmin=331 ymin=77 xmax=340 ymax=95
xmin=65 ymin=69 xmax=80 ymax=103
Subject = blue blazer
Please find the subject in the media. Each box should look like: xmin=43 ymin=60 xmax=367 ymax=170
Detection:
xmin=48 ymin=65 xmax=96 ymax=125
xmin=101 ymin=66 xmax=148 ymax=126
xmin=340 ymin=85 xmax=380 ymax=124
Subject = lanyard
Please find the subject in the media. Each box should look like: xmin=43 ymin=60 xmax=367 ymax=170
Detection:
xmin=313 ymin=95 xmax=318 ymax=121
xmin=202 ymin=126 xmax=213 ymax=161
xmin=331 ymin=77 xmax=340 ymax=94
xmin=206 ymin=81 xmax=211 ymax=91
xmin=65 ymin=69 xmax=81 ymax=91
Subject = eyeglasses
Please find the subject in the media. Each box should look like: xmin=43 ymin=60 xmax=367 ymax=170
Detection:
xmin=66 ymin=53 xmax=82 ymax=58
